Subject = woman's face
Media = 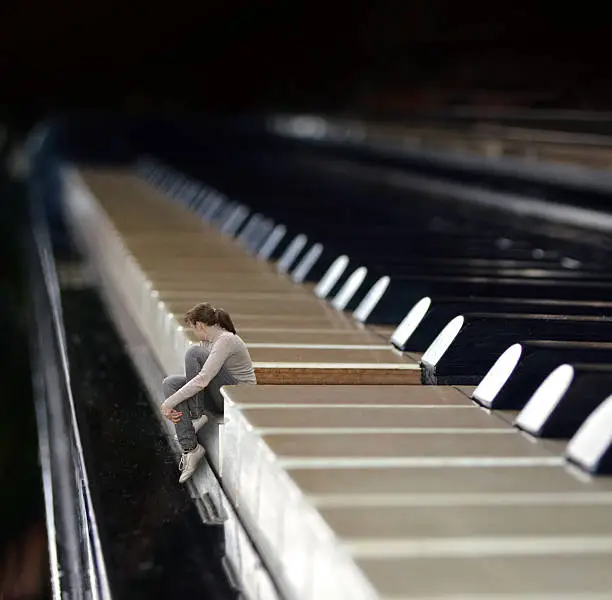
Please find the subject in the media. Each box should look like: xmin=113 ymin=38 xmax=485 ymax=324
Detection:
xmin=192 ymin=321 xmax=208 ymax=341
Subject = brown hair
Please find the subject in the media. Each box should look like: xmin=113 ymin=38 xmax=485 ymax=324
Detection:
xmin=184 ymin=302 xmax=236 ymax=334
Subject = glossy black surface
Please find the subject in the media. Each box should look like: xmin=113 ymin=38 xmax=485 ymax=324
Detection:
xmin=61 ymin=288 xmax=236 ymax=600
xmin=421 ymin=313 xmax=612 ymax=385
xmin=369 ymin=276 xmax=612 ymax=325
xmin=401 ymin=298 xmax=612 ymax=352
xmin=0 ymin=171 xmax=50 ymax=599
xmin=478 ymin=341 xmax=612 ymax=410
xmin=516 ymin=364 xmax=612 ymax=439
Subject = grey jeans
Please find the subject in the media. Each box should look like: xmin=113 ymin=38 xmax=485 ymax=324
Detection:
xmin=162 ymin=344 xmax=237 ymax=452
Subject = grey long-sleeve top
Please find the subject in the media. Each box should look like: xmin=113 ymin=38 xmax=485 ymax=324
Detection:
xmin=162 ymin=325 xmax=256 ymax=409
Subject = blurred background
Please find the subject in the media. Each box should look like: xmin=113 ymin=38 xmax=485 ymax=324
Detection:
xmin=1 ymin=0 xmax=611 ymax=121
xmin=2 ymin=1 xmax=612 ymax=597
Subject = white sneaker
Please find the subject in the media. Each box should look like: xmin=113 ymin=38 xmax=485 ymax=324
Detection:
xmin=178 ymin=444 xmax=205 ymax=483
xmin=192 ymin=414 xmax=208 ymax=433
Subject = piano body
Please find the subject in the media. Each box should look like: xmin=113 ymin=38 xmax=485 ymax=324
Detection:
xmin=27 ymin=114 xmax=612 ymax=600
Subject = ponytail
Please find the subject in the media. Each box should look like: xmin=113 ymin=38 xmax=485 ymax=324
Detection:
xmin=215 ymin=308 xmax=236 ymax=334
xmin=184 ymin=302 xmax=237 ymax=334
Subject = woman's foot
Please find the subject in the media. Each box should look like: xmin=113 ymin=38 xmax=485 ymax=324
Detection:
xmin=178 ymin=444 xmax=205 ymax=483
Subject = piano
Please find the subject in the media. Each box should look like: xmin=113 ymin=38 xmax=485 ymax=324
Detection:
xmin=31 ymin=114 xmax=612 ymax=600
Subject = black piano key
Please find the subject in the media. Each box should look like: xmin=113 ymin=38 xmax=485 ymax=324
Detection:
xmin=276 ymin=233 xmax=310 ymax=274
xmin=365 ymin=262 xmax=591 ymax=279
xmin=292 ymin=246 xmax=345 ymax=283
xmin=289 ymin=242 xmax=324 ymax=282
xmin=368 ymin=276 xmax=612 ymax=324
xmin=400 ymin=257 xmax=579 ymax=269
xmin=364 ymin=246 xmax=562 ymax=262
xmin=565 ymin=395 xmax=612 ymax=475
xmin=388 ymin=297 xmax=434 ymax=349
xmin=342 ymin=266 xmax=594 ymax=318
xmin=380 ymin=265 xmax=612 ymax=281
xmin=257 ymin=223 xmax=288 ymax=261
xmin=330 ymin=266 xmax=370 ymax=311
xmin=353 ymin=275 xmax=392 ymax=323
xmin=349 ymin=240 xmax=560 ymax=261
xmin=247 ymin=218 xmax=276 ymax=254
xmin=420 ymin=313 xmax=612 ymax=385
xmin=394 ymin=297 xmax=612 ymax=352
xmin=514 ymin=364 xmax=612 ymax=439
xmin=472 ymin=341 xmax=612 ymax=410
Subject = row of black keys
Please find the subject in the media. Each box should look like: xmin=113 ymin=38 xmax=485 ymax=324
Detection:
xmin=140 ymin=157 xmax=612 ymax=472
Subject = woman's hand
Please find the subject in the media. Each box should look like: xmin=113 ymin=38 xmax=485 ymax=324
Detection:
xmin=161 ymin=402 xmax=183 ymax=424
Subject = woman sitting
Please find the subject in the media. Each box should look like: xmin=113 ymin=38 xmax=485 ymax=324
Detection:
xmin=160 ymin=302 xmax=256 ymax=483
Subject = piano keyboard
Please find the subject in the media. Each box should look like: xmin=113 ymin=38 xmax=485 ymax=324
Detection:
xmin=59 ymin=143 xmax=612 ymax=600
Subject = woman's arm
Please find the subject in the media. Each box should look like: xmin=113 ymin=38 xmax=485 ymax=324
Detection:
xmin=162 ymin=336 xmax=234 ymax=410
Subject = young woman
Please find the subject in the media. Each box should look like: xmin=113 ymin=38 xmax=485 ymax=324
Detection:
xmin=160 ymin=302 xmax=256 ymax=483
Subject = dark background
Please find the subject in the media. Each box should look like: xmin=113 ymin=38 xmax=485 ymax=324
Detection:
xmin=2 ymin=1 xmax=612 ymax=125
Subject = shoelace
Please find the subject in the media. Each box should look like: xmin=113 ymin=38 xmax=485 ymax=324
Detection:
xmin=179 ymin=454 xmax=186 ymax=471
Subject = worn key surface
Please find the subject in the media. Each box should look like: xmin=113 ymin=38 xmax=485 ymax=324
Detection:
xmin=261 ymin=431 xmax=558 ymax=466
xmin=249 ymin=347 xmax=414 ymax=365
xmin=357 ymin=554 xmax=612 ymax=598
xmin=164 ymin=297 xmax=343 ymax=317
xmin=222 ymin=384 xmax=472 ymax=406
xmin=321 ymin=503 xmax=612 ymax=543
xmin=289 ymin=465 xmax=612 ymax=502
xmin=232 ymin=406 xmax=509 ymax=430
xmin=239 ymin=329 xmax=394 ymax=345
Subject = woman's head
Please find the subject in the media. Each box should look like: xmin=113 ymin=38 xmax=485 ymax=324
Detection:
xmin=184 ymin=302 xmax=236 ymax=339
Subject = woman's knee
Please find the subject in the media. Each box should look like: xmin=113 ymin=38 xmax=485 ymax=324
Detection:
xmin=185 ymin=343 xmax=206 ymax=363
xmin=162 ymin=374 xmax=185 ymax=395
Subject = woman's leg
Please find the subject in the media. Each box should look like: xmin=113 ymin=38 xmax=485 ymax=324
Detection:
xmin=200 ymin=370 xmax=237 ymax=416
xmin=162 ymin=374 xmax=205 ymax=484
xmin=183 ymin=344 xmax=210 ymax=420
xmin=162 ymin=374 xmax=198 ymax=452
xmin=183 ymin=344 xmax=237 ymax=416
xmin=161 ymin=345 xmax=215 ymax=450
